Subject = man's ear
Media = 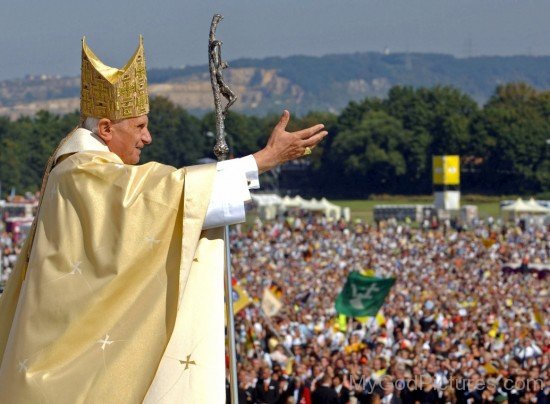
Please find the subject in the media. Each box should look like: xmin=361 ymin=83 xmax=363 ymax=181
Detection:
xmin=97 ymin=118 xmax=113 ymax=143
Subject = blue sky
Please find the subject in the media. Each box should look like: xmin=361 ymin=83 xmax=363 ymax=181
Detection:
xmin=0 ymin=0 xmax=548 ymax=80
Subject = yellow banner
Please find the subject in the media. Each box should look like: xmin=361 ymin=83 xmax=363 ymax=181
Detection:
xmin=233 ymin=280 xmax=253 ymax=315
xmin=338 ymin=314 xmax=347 ymax=332
xmin=433 ymin=155 xmax=460 ymax=185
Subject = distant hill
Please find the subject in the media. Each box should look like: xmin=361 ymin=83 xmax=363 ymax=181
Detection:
xmin=1 ymin=52 xmax=550 ymax=118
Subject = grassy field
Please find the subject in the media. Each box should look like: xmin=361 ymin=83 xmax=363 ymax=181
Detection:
xmin=333 ymin=195 xmax=504 ymax=223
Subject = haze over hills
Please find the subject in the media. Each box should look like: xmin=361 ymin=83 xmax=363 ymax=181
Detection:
xmin=1 ymin=51 xmax=550 ymax=118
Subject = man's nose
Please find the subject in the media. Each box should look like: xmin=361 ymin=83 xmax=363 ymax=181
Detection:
xmin=142 ymin=128 xmax=152 ymax=145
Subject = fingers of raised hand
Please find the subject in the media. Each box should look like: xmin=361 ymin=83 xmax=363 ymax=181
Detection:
xmin=302 ymin=131 xmax=328 ymax=147
xmin=296 ymin=124 xmax=325 ymax=140
xmin=276 ymin=110 xmax=291 ymax=131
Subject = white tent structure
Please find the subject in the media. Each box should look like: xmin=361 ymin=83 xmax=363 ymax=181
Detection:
xmin=525 ymin=198 xmax=550 ymax=214
xmin=250 ymin=194 xmax=283 ymax=220
xmin=501 ymin=198 xmax=530 ymax=213
xmin=252 ymin=194 xmax=350 ymax=221
xmin=501 ymin=198 xmax=550 ymax=220
xmin=281 ymin=195 xmax=306 ymax=209
xmin=281 ymin=196 xmax=349 ymax=220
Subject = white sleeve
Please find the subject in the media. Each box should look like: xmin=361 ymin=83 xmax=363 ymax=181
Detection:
xmin=202 ymin=155 xmax=260 ymax=230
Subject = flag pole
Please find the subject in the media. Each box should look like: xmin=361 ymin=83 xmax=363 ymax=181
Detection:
xmin=257 ymin=304 xmax=295 ymax=359
xmin=208 ymin=14 xmax=239 ymax=403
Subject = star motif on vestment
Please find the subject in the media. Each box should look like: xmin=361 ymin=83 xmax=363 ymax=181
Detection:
xmin=69 ymin=260 xmax=83 ymax=275
xmin=18 ymin=359 xmax=29 ymax=373
xmin=44 ymin=260 xmax=92 ymax=292
xmin=97 ymin=334 xmax=115 ymax=350
xmin=144 ymin=235 xmax=161 ymax=249
xmin=179 ymin=354 xmax=197 ymax=370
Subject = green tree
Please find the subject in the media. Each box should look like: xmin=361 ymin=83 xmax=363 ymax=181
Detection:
xmin=0 ymin=82 xmax=547 ymax=196
xmin=473 ymin=84 xmax=550 ymax=192
xmin=144 ymin=97 xmax=205 ymax=167
xmin=383 ymin=86 xmax=478 ymax=192
xmin=385 ymin=85 xmax=477 ymax=154
xmin=329 ymin=110 xmax=409 ymax=195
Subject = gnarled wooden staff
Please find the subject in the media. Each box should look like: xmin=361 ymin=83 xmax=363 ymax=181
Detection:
xmin=208 ymin=14 xmax=239 ymax=403
xmin=209 ymin=14 xmax=236 ymax=161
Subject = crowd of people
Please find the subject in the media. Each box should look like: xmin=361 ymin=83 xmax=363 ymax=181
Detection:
xmin=1 ymin=201 xmax=548 ymax=403
xmin=229 ymin=213 xmax=549 ymax=403
xmin=0 ymin=230 xmax=20 ymax=287
xmin=0 ymin=200 xmax=37 ymax=288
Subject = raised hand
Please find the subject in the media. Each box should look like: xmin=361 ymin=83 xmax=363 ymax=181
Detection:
xmin=253 ymin=110 xmax=328 ymax=173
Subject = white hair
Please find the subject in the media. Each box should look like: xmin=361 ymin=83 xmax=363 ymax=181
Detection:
xmin=82 ymin=116 xmax=127 ymax=135
xmin=82 ymin=117 xmax=100 ymax=135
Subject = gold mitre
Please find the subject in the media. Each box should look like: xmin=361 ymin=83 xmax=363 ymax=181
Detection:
xmin=80 ymin=35 xmax=149 ymax=121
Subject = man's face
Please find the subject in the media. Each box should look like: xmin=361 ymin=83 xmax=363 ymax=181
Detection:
xmin=108 ymin=115 xmax=152 ymax=164
xmin=261 ymin=368 xmax=271 ymax=379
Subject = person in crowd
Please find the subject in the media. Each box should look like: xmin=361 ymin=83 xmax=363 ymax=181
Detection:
xmin=332 ymin=374 xmax=350 ymax=404
xmin=311 ymin=373 xmax=339 ymax=404
xmin=229 ymin=214 xmax=548 ymax=404
xmin=2 ymin=189 xmax=548 ymax=403
xmin=254 ymin=367 xmax=281 ymax=404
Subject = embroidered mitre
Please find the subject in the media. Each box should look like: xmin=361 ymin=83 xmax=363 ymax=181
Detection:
xmin=80 ymin=35 xmax=149 ymax=120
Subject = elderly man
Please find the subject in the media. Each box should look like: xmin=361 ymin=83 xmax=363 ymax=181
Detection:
xmin=0 ymin=37 xmax=326 ymax=403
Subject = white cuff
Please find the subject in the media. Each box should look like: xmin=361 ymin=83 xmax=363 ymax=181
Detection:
xmin=239 ymin=155 xmax=260 ymax=189
xmin=202 ymin=156 xmax=260 ymax=229
xmin=217 ymin=155 xmax=260 ymax=190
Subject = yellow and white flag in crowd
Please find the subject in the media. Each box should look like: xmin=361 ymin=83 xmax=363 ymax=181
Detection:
xmin=261 ymin=287 xmax=283 ymax=317
xmin=232 ymin=278 xmax=253 ymax=315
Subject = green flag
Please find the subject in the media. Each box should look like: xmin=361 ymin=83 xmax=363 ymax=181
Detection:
xmin=335 ymin=273 xmax=395 ymax=317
